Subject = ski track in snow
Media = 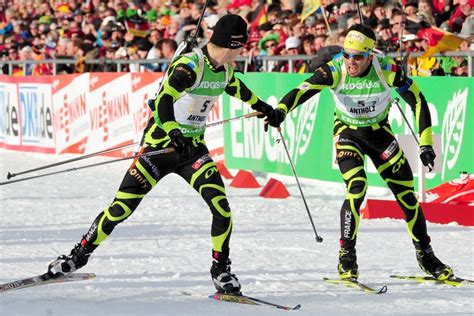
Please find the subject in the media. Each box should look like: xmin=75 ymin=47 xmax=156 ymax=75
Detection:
xmin=1 ymin=150 xmax=473 ymax=315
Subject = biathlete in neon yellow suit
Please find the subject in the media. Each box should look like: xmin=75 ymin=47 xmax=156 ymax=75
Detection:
xmin=46 ymin=14 xmax=275 ymax=294
xmin=265 ymin=24 xmax=453 ymax=281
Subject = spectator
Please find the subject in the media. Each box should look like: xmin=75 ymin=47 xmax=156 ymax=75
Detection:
xmin=103 ymin=40 xmax=120 ymax=72
xmin=311 ymin=18 xmax=328 ymax=36
xmin=301 ymin=34 xmax=316 ymax=56
xmin=376 ymin=18 xmax=398 ymax=53
xmin=0 ymin=0 xmax=470 ymax=76
xmin=405 ymin=1 xmax=419 ymax=20
xmin=54 ymin=37 xmax=74 ymax=74
xmin=129 ymin=39 xmax=152 ymax=73
xmin=240 ymin=30 xmax=263 ymax=72
xmin=258 ymin=33 xmax=280 ymax=72
xmin=313 ymin=34 xmax=327 ymax=52
xmin=156 ymin=38 xmax=177 ymax=72
xmin=449 ymin=0 xmax=473 ymax=33
xmin=279 ymin=36 xmax=304 ymax=73
xmin=18 ymin=45 xmax=34 ymax=75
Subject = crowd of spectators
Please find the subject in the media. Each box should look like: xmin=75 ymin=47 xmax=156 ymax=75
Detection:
xmin=0 ymin=0 xmax=473 ymax=76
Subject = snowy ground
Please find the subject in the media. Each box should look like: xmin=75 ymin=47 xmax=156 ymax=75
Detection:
xmin=0 ymin=150 xmax=473 ymax=316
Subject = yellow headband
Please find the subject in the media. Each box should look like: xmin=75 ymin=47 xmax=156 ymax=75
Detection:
xmin=343 ymin=30 xmax=375 ymax=52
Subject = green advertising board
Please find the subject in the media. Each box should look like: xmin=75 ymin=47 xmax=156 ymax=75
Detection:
xmin=223 ymin=73 xmax=473 ymax=189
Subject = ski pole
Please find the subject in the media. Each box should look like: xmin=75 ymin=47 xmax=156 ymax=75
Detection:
xmin=6 ymin=142 xmax=140 ymax=180
xmin=206 ymin=111 xmax=262 ymax=128
xmin=0 ymin=148 xmax=174 ymax=186
xmin=392 ymin=97 xmax=434 ymax=172
xmin=5 ymin=112 xmax=261 ymax=180
xmin=276 ymin=127 xmax=323 ymax=243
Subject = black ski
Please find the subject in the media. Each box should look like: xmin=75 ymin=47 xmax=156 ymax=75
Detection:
xmin=209 ymin=292 xmax=301 ymax=310
xmin=0 ymin=273 xmax=96 ymax=293
xmin=390 ymin=275 xmax=474 ymax=287
xmin=324 ymin=277 xmax=388 ymax=294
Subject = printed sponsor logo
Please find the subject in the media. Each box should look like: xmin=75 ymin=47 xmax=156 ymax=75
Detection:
xmin=52 ymin=79 xmax=60 ymax=90
xmin=441 ymin=88 xmax=467 ymax=180
xmin=343 ymin=209 xmax=352 ymax=239
xmin=129 ymin=167 xmax=149 ymax=189
xmin=131 ymin=76 xmax=141 ymax=89
xmin=338 ymin=137 xmax=358 ymax=146
xmin=179 ymin=126 xmax=205 ymax=134
xmin=192 ymin=154 xmax=212 ymax=170
xmin=340 ymin=114 xmax=378 ymax=125
xmin=19 ymin=86 xmax=54 ymax=143
xmin=380 ymin=139 xmax=398 ymax=160
xmin=337 ymin=150 xmax=359 ymax=159
xmin=141 ymin=155 xmax=160 ymax=178
xmin=347 ymin=32 xmax=366 ymax=43
xmin=341 ymin=82 xmax=380 ymax=90
xmin=187 ymin=114 xmax=207 ymax=122
xmin=391 ymin=155 xmax=406 ymax=173
xmin=0 ymin=88 xmax=20 ymax=138
xmin=90 ymin=75 xmax=99 ymax=89
xmin=298 ymin=82 xmax=311 ymax=91
xmin=198 ymin=81 xmax=226 ymax=89
xmin=57 ymin=93 xmax=87 ymax=142
xmin=316 ymin=66 xmax=328 ymax=78
xmin=229 ymin=95 xmax=318 ymax=165
xmin=84 ymin=222 xmax=97 ymax=242
xmin=90 ymin=91 xmax=130 ymax=142
xmin=349 ymin=105 xmax=375 ymax=115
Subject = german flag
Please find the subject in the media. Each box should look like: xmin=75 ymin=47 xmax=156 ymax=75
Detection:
xmin=417 ymin=26 xmax=465 ymax=58
xmin=249 ymin=0 xmax=267 ymax=32
xmin=125 ymin=18 xmax=150 ymax=38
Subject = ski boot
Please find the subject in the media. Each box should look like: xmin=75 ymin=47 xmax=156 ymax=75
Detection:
xmin=414 ymin=238 xmax=453 ymax=280
xmin=47 ymin=240 xmax=95 ymax=278
xmin=338 ymin=239 xmax=359 ymax=280
xmin=210 ymin=250 xmax=241 ymax=294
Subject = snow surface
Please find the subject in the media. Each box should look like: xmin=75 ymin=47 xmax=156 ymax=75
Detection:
xmin=1 ymin=150 xmax=473 ymax=316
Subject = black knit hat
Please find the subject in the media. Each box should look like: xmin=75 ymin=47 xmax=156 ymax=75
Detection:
xmin=210 ymin=14 xmax=248 ymax=49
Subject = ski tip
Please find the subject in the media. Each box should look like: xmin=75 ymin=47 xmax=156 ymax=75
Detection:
xmin=379 ymin=285 xmax=388 ymax=294
xmin=293 ymin=304 xmax=302 ymax=310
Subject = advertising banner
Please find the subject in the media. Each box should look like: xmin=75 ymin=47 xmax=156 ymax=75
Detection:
xmin=52 ymin=74 xmax=90 ymax=154
xmin=223 ymin=74 xmax=473 ymax=188
xmin=0 ymin=76 xmax=21 ymax=149
xmin=0 ymin=73 xmax=225 ymax=160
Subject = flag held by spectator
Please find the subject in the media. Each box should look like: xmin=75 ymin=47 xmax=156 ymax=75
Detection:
xmin=125 ymin=18 xmax=150 ymax=38
xmin=417 ymin=26 xmax=465 ymax=58
xmin=301 ymin=0 xmax=322 ymax=23
xmin=249 ymin=0 xmax=267 ymax=31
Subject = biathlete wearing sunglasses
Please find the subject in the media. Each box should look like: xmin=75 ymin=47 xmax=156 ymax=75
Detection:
xmin=267 ymin=24 xmax=453 ymax=282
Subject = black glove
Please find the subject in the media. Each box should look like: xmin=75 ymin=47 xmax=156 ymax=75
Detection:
xmin=419 ymin=145 xmax=436 ymax=171
xmin=265 ymin=108 xmax=286 ymax=131
xmin=168 ymin=129 xmax=192 ymax=155
xmin=251 ymin=100 xmax=274 ymax=119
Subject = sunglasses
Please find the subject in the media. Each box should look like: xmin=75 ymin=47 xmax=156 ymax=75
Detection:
xmin=265 ymin=43 xmax=277 ymax=49
xmin=341 ymin=50 xmax=370 ymax=61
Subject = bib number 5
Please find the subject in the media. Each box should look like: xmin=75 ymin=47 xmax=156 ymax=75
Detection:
xmin=200 ymin=100 xmax=211 ymax=113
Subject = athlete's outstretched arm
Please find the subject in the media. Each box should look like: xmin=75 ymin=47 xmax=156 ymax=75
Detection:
xmin=224 ymin=69 xmax=267 ymax=107
xmin=153 ymin=57 xmax=197 ymax=133
xmin=277 ymin=63 xmax=334 ymax=113
xmin=389 ymin=64 xmax=433 ymax=147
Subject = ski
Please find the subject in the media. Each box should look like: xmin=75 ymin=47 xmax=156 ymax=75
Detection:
xmin=0 ymin=272 xmax=96 ymax=293
xmin=390 ymin=275 xmax=474 ymax=287
xmin=209 ymin=292 xmax=301 ymax=311
xmin=323 ymin=277 xmax=388 ymax=294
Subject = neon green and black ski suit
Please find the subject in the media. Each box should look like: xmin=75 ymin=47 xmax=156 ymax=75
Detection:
xmin=81 ymin=46 xmax=266 ymax=256
xmin=277 ymin=55 xmax=433 ymax=245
